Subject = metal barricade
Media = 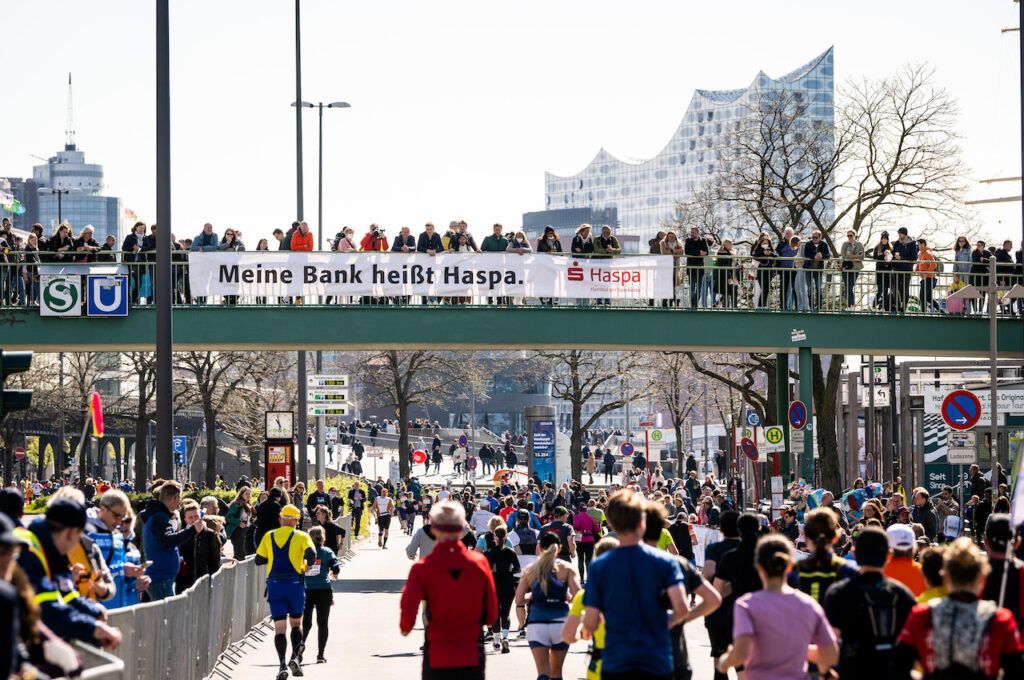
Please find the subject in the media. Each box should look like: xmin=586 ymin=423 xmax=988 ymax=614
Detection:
xmin=104 ymin=608 xmax=135 ymax=680
xmin=190 ymin=574 xmax=212 ymax=680
xmin=162 ymin=593 xmax=189 ymax=680
xmin=131 ymin=600 xmax=166 ymax=680
xmin=335 ymin=514 xmax=353 ymax=555
xmin=230 ymin=562 xmax=248 ymax=649
xmin=75 ymin=641 xmax=126 ymax=680
xmin=206 ymin=570 xmax=229 ymax=668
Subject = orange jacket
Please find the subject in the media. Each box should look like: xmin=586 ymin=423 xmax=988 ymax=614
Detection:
xmin=290 ymin=230 xmax=314 ymax=251
xmin=915 ymin=247 xmax=937 ymax=278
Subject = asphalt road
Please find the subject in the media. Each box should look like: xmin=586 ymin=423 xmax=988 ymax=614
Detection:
xmin=226 ymin=517 xmax=722 ymax=680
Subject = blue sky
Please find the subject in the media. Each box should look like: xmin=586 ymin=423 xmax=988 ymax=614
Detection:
xmin=2 ymin=0 xmax=1020 ymax=246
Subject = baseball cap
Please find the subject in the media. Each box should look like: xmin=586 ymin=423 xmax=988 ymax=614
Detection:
xmin=45 ymin=498 xmax=87 ymax=530
xmin=886 ymin=523 xmax=915 ymax=551
xmin=0 ymin=513 xmax=27 ymax=547
xmin=280 ymin=504 xmax=301 ymax=519
xmin=985 ymin=513 xmax=1013 ymax=550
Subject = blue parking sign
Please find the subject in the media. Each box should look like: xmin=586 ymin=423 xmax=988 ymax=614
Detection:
xmin=87 ymin=275 xmax=129 ymax=317
xmin=173 ymin=436 xmax=187 ymax=465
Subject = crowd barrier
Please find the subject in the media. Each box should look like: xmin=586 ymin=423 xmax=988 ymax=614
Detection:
xmin=91 ymin=513 xmax=353 ymax=680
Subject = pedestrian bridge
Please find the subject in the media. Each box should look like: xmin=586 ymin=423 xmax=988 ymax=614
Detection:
xmin=2 ymin=304 xmax=1021 ymax=356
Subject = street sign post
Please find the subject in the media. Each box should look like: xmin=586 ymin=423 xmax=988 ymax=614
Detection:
xmin=860 ymin=365 xmax=889 ymax=385
xmin=746 ymin=410 xmax=760 ymax=427
xmin=941 ymin=390 xmax=982 ymax=431
xmin=620 ymin=442 xmax=634 ymax=457
xmin=740 ymin=437 xmax=758 ymax=461
xmin=412 ymin=449 xmax=426 ymax=465
xmin=639 ymin=414 xmax=656 ymax=427
xmin=172 ymin=436 xmax=187 ymax=466
xmin=866 ymin=453 xmax=875 ymax=480
xmin=308 ymin=406 xmax=349 ymax=417
xmin=458 ymin=434 xmax=468 ymax=448
xmin=789 ymin=401 xmax=807 ymax=430
xmin=947 ymin=430 xmax=978 ymax=465
xmin=13 ymin=447 xmax=25 ymax=460
xmin=307 ymin=374 xmax=349 ymax=388
xmin=868 ymin=384 xmax=891 ymax=408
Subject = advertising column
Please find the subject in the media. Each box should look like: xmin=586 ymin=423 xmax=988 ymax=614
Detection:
xmin=526 ymin=406 xmax=557 ymax=483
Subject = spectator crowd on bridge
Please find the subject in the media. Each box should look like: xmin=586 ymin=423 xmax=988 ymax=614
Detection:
xmin=4 ymin=215 xmax=1024 ymax=314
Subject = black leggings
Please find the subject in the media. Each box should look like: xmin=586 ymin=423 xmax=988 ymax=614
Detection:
xmin=492 ymin=591 xmax=515 ymax=633
xmin=577 ymin=541 xmax=595 ymax=581
xmin=302 ymin=589 xmax=332 ymax=656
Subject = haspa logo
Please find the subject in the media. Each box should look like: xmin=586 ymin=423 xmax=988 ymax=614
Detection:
xmin=567 ymin=260 xmax=584 ymax=281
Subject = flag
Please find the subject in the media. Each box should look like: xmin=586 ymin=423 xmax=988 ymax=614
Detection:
xmin=90 ymin=391 xmax=104 ymax=438
xmin=1010 ymin=433 xmax=1024 ymax=528
xmin=124 ymin=207 xmax=137 ymax=221
xmin=0 ymin=191 xmax=13 ymax=209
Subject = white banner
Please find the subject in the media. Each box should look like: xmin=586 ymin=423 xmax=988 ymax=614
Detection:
xmin=187 ymin=252 xmax=674 ymax=299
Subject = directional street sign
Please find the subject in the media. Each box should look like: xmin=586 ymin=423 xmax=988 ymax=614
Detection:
xmin=789 ymin=401 xmax=808 ymax=430
xmin=740 ymin=437 xmax=758 ymax=461
xmin=860 ymin=365 xmax=889 ymax=385
xmin=941 ymin=390 xmax=982 ymax=431
xmin=620 ymin=442 xmax=634 ymax=457
xmin=867 ymin=384 xmax=891 ymax=408
xmin=307 ymin=392 xmax=348 ymax=402
xmin=307 ymin=374 xmax=349 ymax=388
xmin=308 ymin=406 xmax=349 ymax=417
xmin=947 ymin=430 xmax=978 ymax=464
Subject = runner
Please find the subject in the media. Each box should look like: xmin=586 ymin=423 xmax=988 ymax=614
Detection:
xmin=561 ymin=536 xmax=619 ymax=680
xmin=373 ymin=488 xmax=395 ymax=549
xmin=301 ymin=525 xmax=339 ymax=664
xmin=715 ymin=534 xmax=839 ymax=678
xmin=791 ymin=508 xmax=858 ymax=603
xmin=643 ymin=503 xmax=722 ymax=680
xmin=894 ymin=537 xmax=1024 ymax=678
xmin=510 ymin=509 xmax=541 ymax=638
xmin=399 ymin=500 xmax=497 ymax=680
xmin=254 ymin=504 xmax=317 ymax=680
xmin=823 ymin=526 xmax=917 ymax=678
xmin=483 ymin=525 xmax=518 ymax=653
xmin=515 ymin=532 xmax=581 ymax=680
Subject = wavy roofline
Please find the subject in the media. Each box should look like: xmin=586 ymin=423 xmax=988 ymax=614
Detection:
xmin=547 ymin=47 xmax=833 ymax=179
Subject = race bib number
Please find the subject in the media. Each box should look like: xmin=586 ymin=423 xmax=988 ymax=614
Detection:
xmin=306 ymin=561 xmax=321 ymax=577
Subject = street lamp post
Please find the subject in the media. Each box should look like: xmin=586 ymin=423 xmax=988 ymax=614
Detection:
xmin=292 ymin=100 xmax=350 ymax=479
xmin=36 ymin=187 xmax=80 ymax=226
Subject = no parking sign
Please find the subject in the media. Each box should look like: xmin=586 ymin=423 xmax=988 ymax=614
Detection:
xmin=620 ymin=442 xmax=634 ymax=457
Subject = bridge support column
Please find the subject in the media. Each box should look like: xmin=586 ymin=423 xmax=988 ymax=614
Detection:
xmin=776 ymin=353 xmax=790 ymax=480
xmin=798 ymin=347 xmax=814 ymax=482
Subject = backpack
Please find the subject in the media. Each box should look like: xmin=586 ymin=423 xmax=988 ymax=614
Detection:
xmin=514 ymin=526 xmax=539 ymax=556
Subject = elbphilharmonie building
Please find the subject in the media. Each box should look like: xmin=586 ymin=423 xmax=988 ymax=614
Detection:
xmin=541 ymin=47 xmax=834 ymax=251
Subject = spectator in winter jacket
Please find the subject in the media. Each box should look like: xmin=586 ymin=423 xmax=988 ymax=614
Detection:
xmin=417 ymin=222 xmax=444 ymax=255
xmin=290 ymin=221 xmax=315 ymax=251
xmin=140 ymin=481 xmax=206 ymax=600
xmin=361 ymin=224 xmax=389 ymax=252
xmin=175 ymin=504 xmax=224 ymax=592
xmin=391 ymin=225 xmax=416 ymax=253
xmin=189 ymin=223 xmax=219 ymax=252
xmin=480 ymin=223 xmax=508 ymax=253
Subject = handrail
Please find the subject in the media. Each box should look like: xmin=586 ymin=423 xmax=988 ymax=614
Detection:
xmin=74 ymin=641 xmax=126 ymax=680
xmin=3 ymin=251 xmax=1020 ymax=318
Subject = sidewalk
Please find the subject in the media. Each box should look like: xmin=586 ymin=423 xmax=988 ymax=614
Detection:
xmin=223 ymin=523 xmax=717 ymax=679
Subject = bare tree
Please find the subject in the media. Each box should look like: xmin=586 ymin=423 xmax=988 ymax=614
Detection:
xmin=175 ymin=352 xmax=248 ymax=488
xmin=356 ymin=350 xmax=465 ymax=478
xmin=667 ymin=65 xmax=972 ymax=492
xmin=221 ymin=352 xmax=297 ymax=481
xmin=536 ymin=350 xmax=651 ymax=481
xmin=649 ymin=352 xmax=704 ymax=470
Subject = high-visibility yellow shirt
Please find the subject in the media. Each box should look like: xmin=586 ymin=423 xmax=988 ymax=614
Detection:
xmin=570 ymin=589 xmax=603 ymax=680
xmin=257 ymin=527 xmax=314 ymax=578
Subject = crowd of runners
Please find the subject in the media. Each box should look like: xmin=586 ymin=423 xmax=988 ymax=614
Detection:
xmin=392 ymin=469 xmax=1024 ymax=680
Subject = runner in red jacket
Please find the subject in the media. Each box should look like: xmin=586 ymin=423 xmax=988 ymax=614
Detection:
xmin=400 ymin=500 xmax=497 ymax=680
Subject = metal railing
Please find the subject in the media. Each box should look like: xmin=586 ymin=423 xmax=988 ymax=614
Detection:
xmin=95 ymin=512 xmax=353 ymax=680
xmin=3 ymin=250 xmax=1021 ymax=317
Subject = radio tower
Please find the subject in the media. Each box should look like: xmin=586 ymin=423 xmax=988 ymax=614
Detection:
xmin=65 ymin=72 xmax=76 ymax=151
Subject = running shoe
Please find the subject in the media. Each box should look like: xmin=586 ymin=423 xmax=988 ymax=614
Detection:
xmin=294 ymin=641 xmax=304 ymax=664
xmin=492 ymin=638 xmax=501 ymax=651
xmin=483 ymin=630 xmax=493 ymax=642
xmin=517 ymin=628 xmax=526 ymax=640
xmin=276 ymin=665 xmax=289 ymax=680
xmin=316 ymin=657 xmax=327 ymax=664
xmin=289 ymin=657 xmax=303 ymax=677
xmin=501 ymin=639 xmax=509 ymax=654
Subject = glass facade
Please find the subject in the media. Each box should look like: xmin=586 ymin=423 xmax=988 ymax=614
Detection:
xmin=544 ymin=48 xmax=835 ymax=251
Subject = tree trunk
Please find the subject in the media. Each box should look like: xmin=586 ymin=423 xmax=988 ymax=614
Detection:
xmin=813 ymin=354 xmax=844 ymax=493
xmin=249 ymin=442 xmax=262 ymax=481
xmin=570 ymin=402 xmax=583 ymax=482
xmin=674 ymin=423 xmax=684 ymax=472
xmin=397 ymin=401 xmax=410 ymax=478
xmin=204 ymin=397 xmax=217 ymax=488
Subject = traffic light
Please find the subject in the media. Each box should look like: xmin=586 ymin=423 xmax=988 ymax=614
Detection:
xmin=1 ymin=351 xmax=33 ymax=421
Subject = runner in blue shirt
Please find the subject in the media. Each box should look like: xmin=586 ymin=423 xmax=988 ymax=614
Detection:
xmin=583 ymin=489 xmax=688 ymax=679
